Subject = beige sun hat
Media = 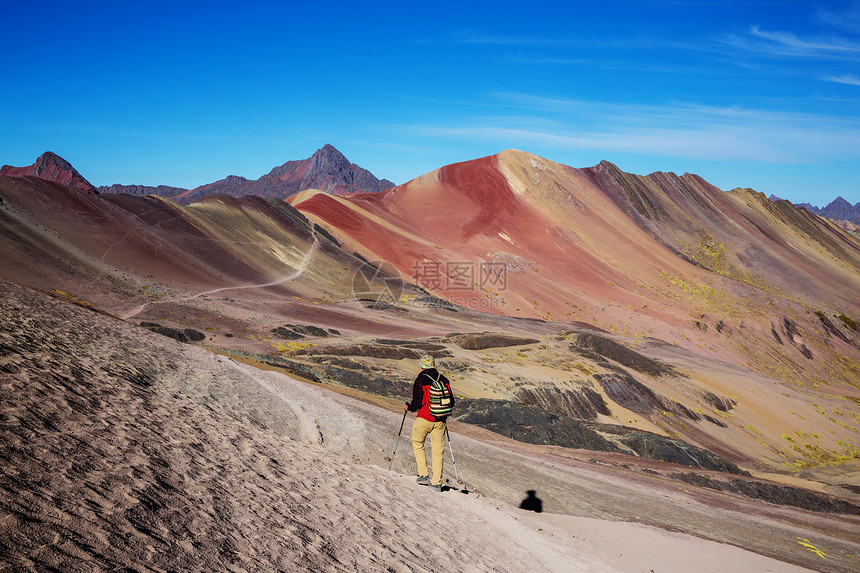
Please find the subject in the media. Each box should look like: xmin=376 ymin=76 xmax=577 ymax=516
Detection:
xmin=419 ymin=354 xmax=435 ymax=369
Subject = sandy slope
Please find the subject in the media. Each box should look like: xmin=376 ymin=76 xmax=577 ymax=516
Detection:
xmin=2 ymin=280 xmax=854 ymax=572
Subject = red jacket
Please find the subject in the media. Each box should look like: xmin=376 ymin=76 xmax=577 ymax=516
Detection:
xmin=407 ymin=368 xmax=454 ymax=422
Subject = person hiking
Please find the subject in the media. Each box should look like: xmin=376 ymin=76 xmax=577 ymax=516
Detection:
xmin=404 ymin=354 xmax=454 ymax=492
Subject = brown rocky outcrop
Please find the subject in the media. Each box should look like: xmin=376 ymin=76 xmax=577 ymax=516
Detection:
xmin=1 ymin=151 xmax=96 ymax=193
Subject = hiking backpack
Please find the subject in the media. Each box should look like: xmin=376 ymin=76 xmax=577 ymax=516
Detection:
xmin=428 ymin=373 xmax=453 ymax=417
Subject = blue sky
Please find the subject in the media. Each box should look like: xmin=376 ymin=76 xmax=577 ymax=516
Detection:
xmin=2 ymin=0 xmax=859 ymax=205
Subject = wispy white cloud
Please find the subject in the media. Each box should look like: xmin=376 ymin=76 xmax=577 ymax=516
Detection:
xmin=490 ymin=93 xmax=607 ymax=115
xmin=499 ymin=54 xmax=727 ymax=76
xmin=817 ymin=1 xmax=860 ymax=33
xmin=817 ymin=95 xmax=860 ymax=103
xmin=395 ymin=125 xmax=572 ymax=147
xmin=425 ymin=29 xmax=693 ymax=52
xmin=307 ymin=135 xmax=423 ymax=153
xmin=720 ymin=26 xmax=860 ymax=59
xmin=454 ymin=32 xmax=546 ymax=45
xmin=824 ymin=73 xmax=860 ymax=86
xmin=492 ymin=92 xmax=855 ymax=129
xmin=401 ymin=123 xmax=860 ymax=164
xmin=420 ymin=29 xmax=566 ymax=46
xmin=388 ymin=94 xmax=860 ymax=165
xmin=501 ymin=55 xmax=596 ymax=65
xmin=583 ymin=124 xmax=860 ymax=163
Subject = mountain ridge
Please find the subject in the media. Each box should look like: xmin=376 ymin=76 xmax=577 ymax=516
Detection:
xmin=771 ymin=194 xmax=860 ymax=225
xmin=171 ymin=144 xmax=395 ymax=203
xmin=0 ymin=151 xmax=96 ymax=194
xmin=2 ymin=145 xmax=394 ymax=204
xmin=5 ymin=149 xmax=856 ymax=221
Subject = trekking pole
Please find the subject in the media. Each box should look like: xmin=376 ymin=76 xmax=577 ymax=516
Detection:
xmin=445 ymin=426 xmax=460 ymax=483
xmin=388 ymin=409 xmax=408 ymax=471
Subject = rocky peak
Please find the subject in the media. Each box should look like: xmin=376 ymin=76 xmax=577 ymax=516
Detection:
xmin=1 ymin=145 xmax=394 ymax=204
xmin=34 ymin=151 xmax=73 ymax=174
xmin=1 ymin=151 xmax=96 ymax=194
xmin=820 ymin=196 xmax=860 ymax=223
xmin=795 ymin=196 xmax=860 ymax=224
xmin=272 ymin=144 xmax=394 ymax=195
xmin=308 ymin=144 xmax=350 ymax=176
xmin=158 ymin=144 xmax=394 ymax=203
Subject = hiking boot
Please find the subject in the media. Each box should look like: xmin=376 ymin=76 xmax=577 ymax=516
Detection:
xmin=429 ymin=484 xmax=442 ymax=492
xmin=416 ymin=475 xmax=430 ymax=485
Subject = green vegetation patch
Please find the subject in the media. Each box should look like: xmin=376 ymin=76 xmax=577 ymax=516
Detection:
xmin=837 ymin=313 xmax=858 ymax=332
xmin=680 ymin=233 xmax=776 ymax=292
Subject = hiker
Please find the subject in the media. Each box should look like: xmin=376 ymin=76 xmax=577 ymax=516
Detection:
xmin=404 ymin=354 xmax=454 ymax=492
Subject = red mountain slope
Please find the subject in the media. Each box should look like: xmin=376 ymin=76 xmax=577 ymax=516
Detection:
xmin=290 ymin=150 xmax=860 ymax=388
xmin=1 ymin=152 xmax=95 ymax=193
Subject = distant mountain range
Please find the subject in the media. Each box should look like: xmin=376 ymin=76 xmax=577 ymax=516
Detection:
xmin=770 ymin=194 xmax=860 ymax=225
xmin=2 ymin=148 xmax=856 ymax=226
xmin=1 ymin=144 xmax=394 ymax=204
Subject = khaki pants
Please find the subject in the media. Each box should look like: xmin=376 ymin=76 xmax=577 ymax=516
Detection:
xmin=411 ymin=417 xmax=446 ymax=486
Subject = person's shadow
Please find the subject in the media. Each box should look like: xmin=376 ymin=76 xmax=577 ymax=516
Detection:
xmin=519 ymin=490 xmax=543 ymax=513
